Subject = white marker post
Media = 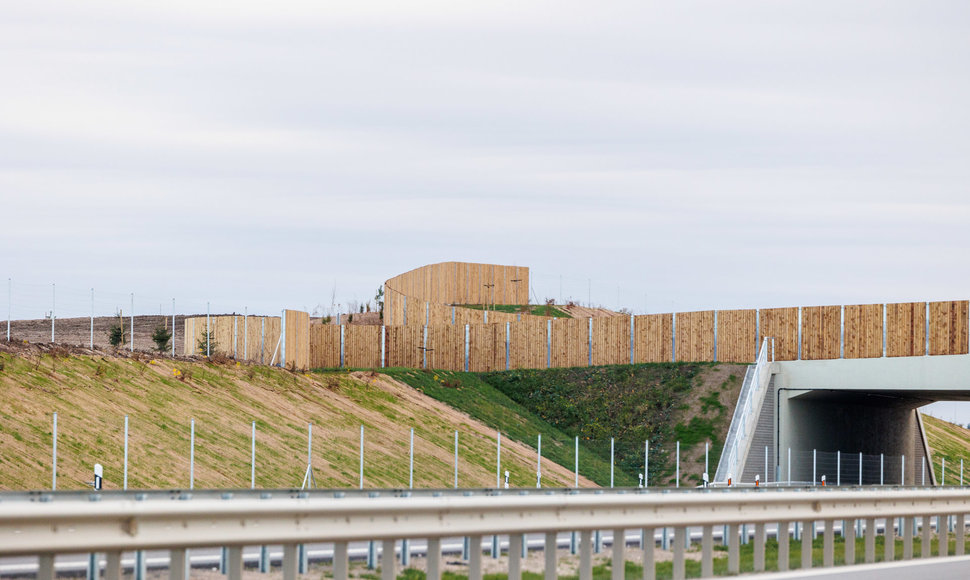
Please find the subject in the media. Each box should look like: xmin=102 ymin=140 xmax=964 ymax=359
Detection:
xmin=496 ymin=432 xmax=502 ymax=488
xmin=93 ymin=464 xmax=103 ymax=491
xmin=52 ymin=412 xmax=57 ymax=490
xmin=123 ymin=416 xmax=129 ymax=490
xmin=454 ymin=430 xmax=459 ymax=489
xmin=190 ymin=419 xmax=195 ymax=490
xmin=251 ymin=421 xmax=256 ymax=489
xmin=359 ymin=425 xmax=364 ymax=490
xmin=536 ymin=434 xmax=542 ymax=488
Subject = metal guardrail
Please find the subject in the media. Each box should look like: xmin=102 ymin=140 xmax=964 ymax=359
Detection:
xmin=714 ymin=337 xmax=773 ymax=484
xmin=2 ymin=487 xmax=970 ymax=580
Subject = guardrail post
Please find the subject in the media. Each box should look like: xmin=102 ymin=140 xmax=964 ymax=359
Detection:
xmin=614 ymin=528 xmax=627 ymax=580
xmin=844 ymin=518 xmax=856 ymax=565
xmin=228 ymin=546 xmax=243 ymax=580
xmin=367 ymin=541 xmax=376 ymax=569
xmin=864 ymin=517 xmax=876 ymax=563
xmin=823 ymin=520 xmax=834 ymax=567
xmin=921 ymin=514 xmax=932 ymax=558
xmin=259 ymin=545 xmax=270 ymax=573
xmin=469 ymin=535 xmax=483 ymax=580
xmin=579 ymin=530 xmax=593 ymax=580
xmin=382 ymin=539 xmax=396 ymax=580
xmin=427 ymin=538 xmax=441 ymax=580
xmin=595 ymin=529 xmax=602 ymax=553
xmin=672 ymin=527 xmax=685 ymax=580
xmin=777 ymin=521 xmax=790 ymax=571
xmin=170 ymin=548 xmax=187 ymax=580
xmin=903 ymin=517 xmax=914 ymax=559
xmin=544 ymin=532 xmax=557 ymax=580
xmin=283 ymin=544 xmax=298 ymax=580
xmin=509 ymin=534 xmax=523 ymax=580
xmin=39 ymin=555 xmax=54 ymax=580
xmin=801 ymin=519 xmax=813 ymax=569
xmin=727 ymin=523 xmax=739 ymax=573
xmin=754 ymin=523 xmax=766 ymax=572
xmin=701 ymin=525 xmax=713 ymax=577
xmin=334 ymin=542 xmax=349 ymax=580
xmin=105 ymin=551 xmax=121 ymax=580
xmin=491 ymin=535 xmax=499 ymax=560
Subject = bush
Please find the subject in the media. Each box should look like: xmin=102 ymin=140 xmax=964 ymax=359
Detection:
xmin=152 ymin=326 xmax=172 ymax=352
xmin=107 ymin=325 xmax=125 ymax=347
xmin=197 ymin=331 xmax=217 ymax=356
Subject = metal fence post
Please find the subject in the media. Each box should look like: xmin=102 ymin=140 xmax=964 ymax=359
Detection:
xmin=190 ymin=419 xmax=195 ymax=489
xmin=52 ymin=412 xmax=57 ymax=490
xmin=129 ymin=293 xmax=134 ymax=352
xmin=547 ymin=319 xmax=552 ymax=368
xmin=496 ymin=432 xmax=502 ymax=488
xmin=505 ymin=321 xmax=510 ymax=370
xmin=90 ymin=288 xmax=94 ymax=349
xmin=51 ymin=283 xmax=55 ymax=343
xmin=124 ymin=416 xmax=129 ymax=490
xmin=171 ymin=299 xmax=176 ymax=357
xmin=6 ymin=277 xmax=10 ymax=341
xmin=588 ymin=317 xmax=593 ymax=366
xmin=359 ymin=425 xmax=365 ymax=489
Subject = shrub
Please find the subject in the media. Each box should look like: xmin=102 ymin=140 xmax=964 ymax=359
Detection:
xmin=107 ymin=325 xmax=125 ymax=347
xmin=152 ymin=326 xmax=172 ymax=352
xmin=197 ymin=331 xmax=217 ymax=356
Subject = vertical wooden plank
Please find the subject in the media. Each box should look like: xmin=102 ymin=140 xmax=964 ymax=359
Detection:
xmin=759 ymin=307 xmax=799 ymax=361
xmin=844 ymin=304 xmax=883 ymax=359
xmin=929 ymin=300 xmax=969 ymax=355
xmin=716 ymin=309 xmax=757 ymax=363
xmin=801 ymin=306 xmax=840 ymax=360
xmin=633 ymin=314 xmax=672 ymax=363
xmin=675 ymin=311 xmax=715 ymax=362
xmin=886 ymin=302 xmax=926 ymax=357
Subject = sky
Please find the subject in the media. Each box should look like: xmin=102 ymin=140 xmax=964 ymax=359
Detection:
xmin=3 ymin=2 xmax=970 ymax=417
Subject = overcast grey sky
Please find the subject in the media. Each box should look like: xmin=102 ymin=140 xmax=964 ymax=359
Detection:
xmin=4 ymin=2 xmax=970 ymax=420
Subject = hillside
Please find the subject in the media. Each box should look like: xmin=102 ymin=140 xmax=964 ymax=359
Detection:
xmin=0 ymin=342 xmax=590 ymax=491
xmin=387 ymin=363 xmax=746 ymax=487
xmin=923 ymin=414 xmax=970 ymax=484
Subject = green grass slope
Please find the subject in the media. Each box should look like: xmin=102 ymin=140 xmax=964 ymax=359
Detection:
xmin=386 ymin=363 xmax=746 ymax=487
xmin=923 ymin=414 xmax=970 ymax=484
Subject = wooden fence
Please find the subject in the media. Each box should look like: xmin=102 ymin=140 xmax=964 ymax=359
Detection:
xmin=185 ymin=301 xmax=968 ymax=371
xmin=384 ymin=262 xmax=531 ymax=326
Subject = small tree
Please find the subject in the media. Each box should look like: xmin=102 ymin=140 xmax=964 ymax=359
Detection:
xmin=375 ymin=286 xmax=385 ymax=321
xmin=152 ymin=326 xmax=172 ymax=352
xmin=197 ymin=331 xmax=217 ymax=357
xmin=107 ymin=325 xmax=125 ymax=347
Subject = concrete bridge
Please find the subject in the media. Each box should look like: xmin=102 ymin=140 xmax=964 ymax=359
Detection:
xmin=732 ymin=354 xmax=970 ymax=485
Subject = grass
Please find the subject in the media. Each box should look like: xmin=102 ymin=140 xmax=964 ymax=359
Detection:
xmin=0 ymin=350 xmax=584 ymax=490
xmin=922 ymin=414 xmax=970 ymax=484
xmin=379 ymin=368 xmax=614 ymax=486
xmin=456 ymin=304 xmax=572 ymax=318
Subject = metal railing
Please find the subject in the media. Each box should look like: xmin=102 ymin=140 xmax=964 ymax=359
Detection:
xmin=714 ymin=337 xmax=773 ymax=484
xmin=3 ymin=487 xmax=970 ymax=580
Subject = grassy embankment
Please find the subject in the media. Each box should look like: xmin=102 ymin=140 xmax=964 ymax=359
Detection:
xmin=923 ymin=414 xmax=970 ymax=483
xmin=0 ymin=347 xmax=587 ymax=490
xmin=456 ymin=304 xmax=572 ymax=318
xmin=385 ymin=363 xmax=745 ymax=487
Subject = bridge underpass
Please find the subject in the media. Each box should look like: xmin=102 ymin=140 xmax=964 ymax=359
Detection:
xmin=738 ymin=354 xmax=970 ymax=486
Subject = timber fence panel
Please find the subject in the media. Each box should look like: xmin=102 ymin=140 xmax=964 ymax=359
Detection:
xmin=759 ymin=307 xmax=799 ymax=361
xmin=386 ymin=326 xmax=423 ymax=369
xmin=675 ymin=310 xmax=715 ymax=362
xmin=428 ymin=302 xmax=452 ymax=326
xmin=468 ymin=323 xmax=505 ymax=372
xmin=886 ymin=302 xmax=926 ymax=357
xmin=283 ymin=310 xmax=310 ymax=370
xmin=591 ymin=316 xmax=629 ymax=366
xmin=844 ymin=304 xmax=884 ymax=359
xmin=716 ymin=309 xmax=757 ymax=363
xmin=344 ymin=326 xmax=381 ymax=369
xmin=309 ymin=325 xmax=341 ymax=368
xmin=428 ymin=325 xmax=464 ymax=371
xmin=633 ymin=314 xmax=672 ymax=363
xmin=801 ymin=305 xmax=841 ymax=360
xmin=183 ymin=317 xmax=196 ymax=355
xmin=510 ymin=319 xmax=547 ymax=369
xmin=454 ymin=307 xmax=485 ymax=326
xmin=929 ymin=300 xmax=969 ymax=356
xmin=551 ymin=318 xmax=589 ymax=368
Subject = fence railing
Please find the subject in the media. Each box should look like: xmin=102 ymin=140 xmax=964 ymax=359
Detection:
xmin=714 ymin=338 xmax=772 ymax=484
xmin=3 ymin=488 xmax=970 ymax=580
